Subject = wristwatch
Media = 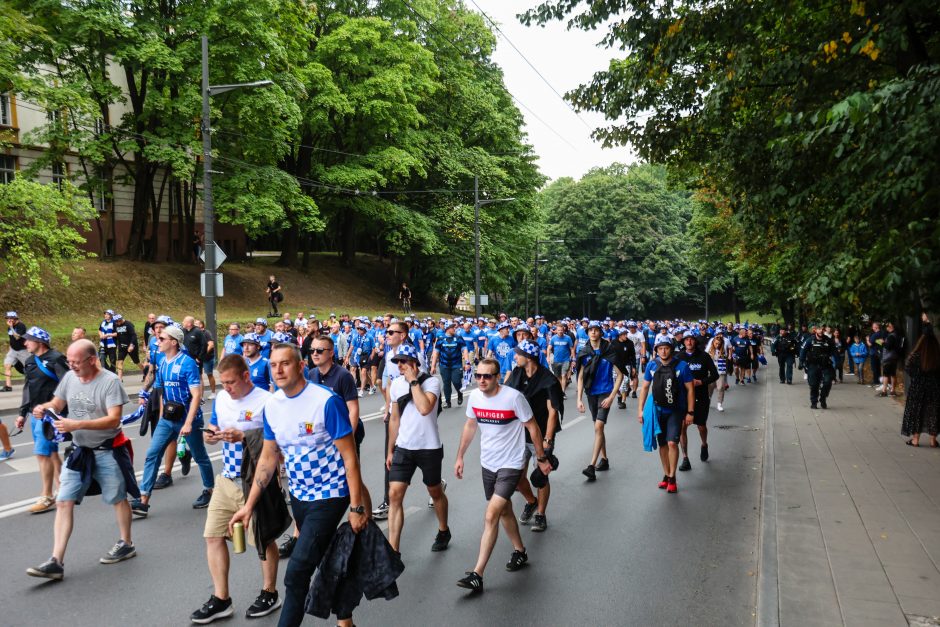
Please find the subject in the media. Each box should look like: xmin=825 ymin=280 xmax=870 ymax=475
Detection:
xmin=409 ymin=380 xmax=420 ymax=387
xmin=537 ymin=456 xmax=548 ymax=463
xmin=686 ymin=411 xmax=695 ymax=417
xmin=350 ymin=505 xmax=365 ymax=514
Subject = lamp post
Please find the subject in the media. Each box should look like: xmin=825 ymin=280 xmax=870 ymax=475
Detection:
xmin=201 ymin=35 xmax=272 ymax=349
xmin=534 ymin=239 xmax=564 ymax=318
xmin=473 ymin=174 xmax=515 ymax=318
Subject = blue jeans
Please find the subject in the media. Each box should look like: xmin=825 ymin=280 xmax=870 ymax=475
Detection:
xmin=280 ymin=495 xmax=350 ymax=627
xmin=439 ymin=366 xmax=462 ymax=404
xmin=140 ymin=417 xmax=215 ymax=495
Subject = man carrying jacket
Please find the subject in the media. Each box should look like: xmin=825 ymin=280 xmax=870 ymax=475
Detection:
xmin=193 ymin=354 xmax=283 ymax=623
xmin=576 ymin=321 xmax=626 ymax=482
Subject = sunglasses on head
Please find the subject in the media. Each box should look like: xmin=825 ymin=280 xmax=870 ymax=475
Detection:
xmin=474 ymin=373 xmax=497 ymax=380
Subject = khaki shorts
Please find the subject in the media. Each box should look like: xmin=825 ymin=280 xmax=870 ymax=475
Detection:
xmin=204 ymin=475 xmax=255 ymax=545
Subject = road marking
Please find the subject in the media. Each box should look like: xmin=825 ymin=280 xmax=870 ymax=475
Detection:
xmin=0 ymin=450 xmax=224 ymax=519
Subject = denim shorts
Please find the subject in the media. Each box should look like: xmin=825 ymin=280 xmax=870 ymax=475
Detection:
xmin=31 ymin=415 xmax=59 ymax=456
xmin=57 ymin=449 xmax=127 ymax=504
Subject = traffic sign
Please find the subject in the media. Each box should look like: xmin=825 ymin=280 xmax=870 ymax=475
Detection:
xmin=200 ymin=273 xmax=224 ymax=297
xmin=199 ymin=241 xmax=227 ymax=270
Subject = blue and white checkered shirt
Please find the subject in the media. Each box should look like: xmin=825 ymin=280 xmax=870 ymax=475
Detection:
xmin=263 ymin=383 xmax=352 ymax=502
xmin=210 ymin=386 xmax=270 ymax=479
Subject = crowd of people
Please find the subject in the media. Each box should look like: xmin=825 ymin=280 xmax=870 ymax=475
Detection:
xmin=3 ymin=305 xmax=937 ymax=625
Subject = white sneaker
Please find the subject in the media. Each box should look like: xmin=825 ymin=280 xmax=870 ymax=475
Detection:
xmin=368 ymin=387 xmax=375 ymax=395
xmin=206 ymin=392 xmax=216 ymax=400
xmin=357 ymin=390 xmax=364 ymax=398
xmin=717 ymin=403 xmax=724 ymax=412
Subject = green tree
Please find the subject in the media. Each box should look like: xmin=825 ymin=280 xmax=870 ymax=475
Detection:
xmin=0 ymin=179 xmax=94 ymax=290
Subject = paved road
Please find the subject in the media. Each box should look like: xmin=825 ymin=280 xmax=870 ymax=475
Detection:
xmin=0 ymin=377 xmax=764 ymax=626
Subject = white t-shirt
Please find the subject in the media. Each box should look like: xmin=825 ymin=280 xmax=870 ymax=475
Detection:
xmin=382 ymin=344 xmax=428 ymax=389
xmin=627 ymin=331 xmax=646 ymax=358
xmin=389 ymin=375 xmax=442 ymax=450
xmin=465 ymin=385 xmax=533 ymax=472
xmin=210 ymin=386 xmax=270 ymax=479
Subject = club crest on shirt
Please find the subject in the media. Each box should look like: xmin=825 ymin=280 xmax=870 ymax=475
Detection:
xmin=297 ymin=421 xmax=314 ymax=436
xmin=238 ymin=410 xmax=254 ymax=422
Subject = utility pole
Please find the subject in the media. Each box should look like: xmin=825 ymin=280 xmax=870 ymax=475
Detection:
xmin=200 ymin=35 xmax=271 ymax=349
xmin=473 ymin=174 xmax=514 ymax=319
xmin=704 ymin=279 xmax=710 ymax=321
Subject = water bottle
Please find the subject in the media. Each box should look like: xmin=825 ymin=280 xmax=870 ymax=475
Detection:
xmin=177 ymin=436 xmax=188 ymax=459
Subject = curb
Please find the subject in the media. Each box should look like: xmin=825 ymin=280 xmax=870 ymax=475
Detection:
xmin=756 ymin=379 xmax=779 ymax=626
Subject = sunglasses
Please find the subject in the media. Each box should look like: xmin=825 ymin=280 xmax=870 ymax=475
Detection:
xmin=474 ymin=373 xmax=497 ymax=380
xmin=311 ymin=347 xmax=331 ymax=354
xmin=387 ymin=330 xmax=404 ymax=335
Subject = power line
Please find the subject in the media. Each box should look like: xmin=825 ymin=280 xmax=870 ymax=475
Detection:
xmin=398 ymin=0 xmax=579 ymax=151
xmin=466 ymin=0 xmax=594 ymax=132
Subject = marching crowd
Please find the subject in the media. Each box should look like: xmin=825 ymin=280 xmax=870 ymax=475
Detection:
xmin=3 ymin=307 xmax=936 ymax=625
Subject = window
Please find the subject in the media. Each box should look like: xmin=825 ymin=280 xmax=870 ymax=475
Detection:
xmin=51 ymin=161 xmax=66 ymax=189
xmin=0 ymin=93 xmax=10 ymax=126
xmin=94 ymin=116 xmax=107 ymax=136
xmin=0 ymin=154 xmax=15 ymax=184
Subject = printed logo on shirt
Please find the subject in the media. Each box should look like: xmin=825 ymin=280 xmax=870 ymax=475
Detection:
xmin=298 ymin=421 xmax=315 ymax=436
xmin=472 ymin=408 xmax=517 ymax=425
xmin=238 ymin=410 xmax=255 ymax=422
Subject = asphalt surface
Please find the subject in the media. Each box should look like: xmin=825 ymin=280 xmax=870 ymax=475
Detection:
xmin=0 ymin=376 xmax=764 ymax=626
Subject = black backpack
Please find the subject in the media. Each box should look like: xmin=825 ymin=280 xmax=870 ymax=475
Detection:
xmin=652 ymin=359 xmax=681 ymax=409
xmin=396 ymin=373 xmax=443 ymax=417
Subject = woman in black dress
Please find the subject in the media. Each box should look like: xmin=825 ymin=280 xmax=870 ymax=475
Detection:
xmin=901 ymin=322 xmax=939 ymax=447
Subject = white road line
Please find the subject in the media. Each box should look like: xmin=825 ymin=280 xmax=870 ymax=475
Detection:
xmin=0 ymin=450 xmax=224 ymax=519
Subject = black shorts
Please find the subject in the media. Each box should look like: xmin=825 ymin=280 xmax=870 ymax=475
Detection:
xmin=118 ymin=346 xmax=140 ymax=364
xmin=882 ymin=361 xmax=898 ymax=377
xmin=388 ymin=446 xmax=443 ymax=487
xmin=655 ymin=410 xmax=683 ymax=447
xmin=692 ymin=399 xmax=710 ymax=426
xmin=482 ymin=467 xmax=523 ymax=501
xmin=587 ymin=394 xmax=612 ymax=424
xmin=735 ymin=356 xmax=751 ymax=370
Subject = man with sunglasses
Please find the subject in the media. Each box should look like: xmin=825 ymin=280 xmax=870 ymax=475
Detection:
xmin=131 ymin=325 xmax=215 ymax=518
xmin=373 ymin=322 xmax=408 ymax=520
xmin=13 ymin=326 xmax=69 ymax=512
xmin=454 ymin=358 xmax=552 ymax=593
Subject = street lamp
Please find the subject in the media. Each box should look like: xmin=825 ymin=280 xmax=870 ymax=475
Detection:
xmin=534 ymin=239 xmax=564 ymax=317
xmin=473 ymin=174 xmax=515 ymax=318
xmin=201 ymin=35 xmax=272 ymax=350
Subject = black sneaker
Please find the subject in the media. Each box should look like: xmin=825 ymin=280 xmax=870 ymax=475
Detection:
xmin=246 ymin=589 xmax=281 ymax=618
xmin=811 ymin=403 xmax=818 ymax=409
xmin=582 ymin=465 xmax=596 ymax=482
xmin=431 ymin=528 xmax=451 ymax=552
xmin=820 ymin=399 xmax=828 ymax=409
xmin=443 ymin=401 xmax=452 ymax=409
xmin=700 ymin=444 xmax=709 ymax=462
xmin=372 ymin=501 xmax=389 ymax=520
xmin=153 ymin=473 xmax=173 ymax=490
xmin=457 ymin=391 xmax=463 ymax=405
xmin=595 ymin=458 xmax=610 ymax=472
xmin=2 ymin=385 xmax=12 ymax=392
xmin=678 ymin=457 xmax=692 ymax=472
xmin=192 ymin=489 xmax=213 ymax=509
xmin=617 ymin=400 xmax=626 ymax=409
xmin=519 ymin=500 xmax=537 ymax=524
xmin=100 ymin=540 xmax=136 ymax=564
xmin=26 ymin=556 xmax=64 ymax=580
xmin=456 ymin=571 xmax=483 ymax=592
xmin=191 ymin=595 xmax=234 ymax=624
xmin=278 ymin=535 xmax=297 ymax=559
xmin=632 ymin=391 xmax=637 ymax=398
xmin=130 ymin=499 xmax=150 ymax=518
xmin=506 ymin=549 xmax=528 ymax=571
xmin=531 ymin=514 xmax=547 ymax=532
xmin=181 ymin=449 xmax=192 ymax=476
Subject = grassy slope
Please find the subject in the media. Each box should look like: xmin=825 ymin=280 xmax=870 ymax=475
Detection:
xmin=1 ymin=253 xmax=446 ymax=341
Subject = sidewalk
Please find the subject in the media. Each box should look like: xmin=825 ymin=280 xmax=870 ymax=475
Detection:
xmin=759 ymin=373 xmax=940 ymax=627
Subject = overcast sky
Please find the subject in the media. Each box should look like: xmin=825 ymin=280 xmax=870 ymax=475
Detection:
xmin=470 ymin=1 xmax=638 ymax=183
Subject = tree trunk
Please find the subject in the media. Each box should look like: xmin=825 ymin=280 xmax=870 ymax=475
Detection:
xmin=277 ymin=229 xmax=299 ymax=267
xmin=125 ymin=158 xmax=153 ymax=260
xmin=731 ymin=276 xmax=741 ymax=323
xmin=301 ymin=232 xmax=312 ymax=270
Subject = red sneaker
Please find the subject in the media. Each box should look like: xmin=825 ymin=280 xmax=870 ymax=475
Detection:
xmin=658 ymin=475 xmax=668 ymax=489
xmin=666 ymin=478 xmax=678 ymax=493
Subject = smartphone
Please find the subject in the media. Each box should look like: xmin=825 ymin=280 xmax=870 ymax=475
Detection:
xmin=201 ymin=427 xmax=217 ymax=433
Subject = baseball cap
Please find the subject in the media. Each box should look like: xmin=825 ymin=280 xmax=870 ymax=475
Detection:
xmin=588 ymin=320 xmax=603 ymax=331
xmin=24 ymin=326 xmax=51 ymax=345
xmin=255 ymin=318 xmax=268 ymax=326
xmin=155 ymin=315 xmax=172 ymax=326
xmin=114 ymin=313 xmax=124 ymax=320
xmin=241 ymin=333 xmax=261 ymax=345
xmin=514 ymin=340 xmax=540 ymax=360
xmin=104 ymin=309 xmax=115 ymax=315
xmin=496 ymin=321 xmax=511 ymax=331
xmin=654 ymin=336 xmax=674 ymax=349
xmin=6 ymin=311 xmax=18 ymax=318
xmin=390 ymin=344 xmax=420 ymax=363
xmin=164 ymin=326 xmax=184 ymax=344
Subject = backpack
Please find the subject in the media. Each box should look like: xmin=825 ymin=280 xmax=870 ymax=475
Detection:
xmin=652 ymin=359 xmax=681 ymax=409
xmin=396 ymin=373 xmax=442 ymax=417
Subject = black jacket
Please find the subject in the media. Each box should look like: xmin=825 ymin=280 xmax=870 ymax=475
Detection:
xmin=115 ymin=320 xmax=138 ymax=349
xmin=506 ymin=363 xmax=565 ymax=439
xmin=241 ymin=429 xmax=293 ymax=559
xmin=771 ymin=335 xmax=799 ymax=359
xmin=576 ymin=339 xmax=630 ymax=393
xmin=306 ymin=520 xmax=405 ymax=619
xmin=19 ymin=349 xmax=69 ymax=418
xmin=678 ymin=348 xmax=720 ymax=398
xmin=65 ymin=434 xmax=140 ymax=504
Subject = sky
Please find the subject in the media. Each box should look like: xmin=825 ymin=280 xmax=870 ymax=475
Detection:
xmin=470 ymin=1 xmax=637 ymax=183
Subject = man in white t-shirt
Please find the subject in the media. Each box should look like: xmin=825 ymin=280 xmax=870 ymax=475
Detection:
xmin=192 ymin=354 xmax=278 ymax=623
xmin=386 ymin=344 xmax=450 ymax=553
xmin=454 ymin=358 xmax=552 ymax=593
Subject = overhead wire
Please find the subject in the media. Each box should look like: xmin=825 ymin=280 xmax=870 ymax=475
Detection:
xmin=466 ymin=0 xmax=594 ymax=132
